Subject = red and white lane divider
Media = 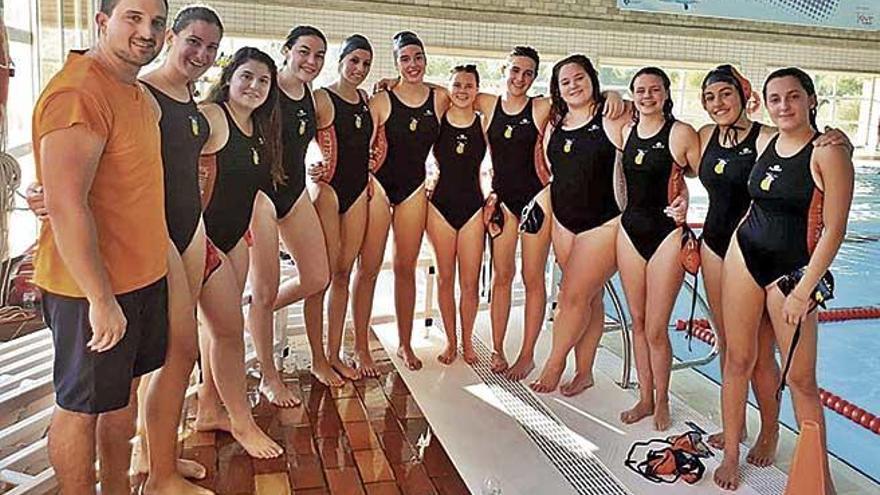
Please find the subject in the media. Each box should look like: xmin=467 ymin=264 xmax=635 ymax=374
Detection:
xmin=818 ymin=306 xmax=880 ymax=322
xmin=673 ymin=318 xmax=880 ymax=436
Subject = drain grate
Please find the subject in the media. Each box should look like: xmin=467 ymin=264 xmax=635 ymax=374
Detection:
xmin=468 ymin=338 xmax=632 ymax=495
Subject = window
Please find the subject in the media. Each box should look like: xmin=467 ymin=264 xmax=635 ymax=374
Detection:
xmin=3 ymin=1 xmax=32 ymax=32
xmin=813 ymin=72 xmax=877 ymax=148
xmin=7 ymin=41 xmax=35 ymax=149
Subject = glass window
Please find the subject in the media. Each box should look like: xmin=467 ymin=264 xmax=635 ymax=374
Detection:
xmin=3 ymin=1 xmax=33 ymax=31
xmin=7 ymin=41 xmax=34 ymax=149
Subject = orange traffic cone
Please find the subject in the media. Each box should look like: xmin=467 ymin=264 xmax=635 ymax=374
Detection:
xmin=784 ymin=420 xmax=827 ymax=495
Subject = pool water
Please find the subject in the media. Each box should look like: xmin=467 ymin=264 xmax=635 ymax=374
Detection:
xmin=667 ymin=161 xmax=880 ymax=482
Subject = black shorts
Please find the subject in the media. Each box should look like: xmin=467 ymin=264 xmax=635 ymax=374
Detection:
xmin=41 ymin=278 xmax=168 ymax=414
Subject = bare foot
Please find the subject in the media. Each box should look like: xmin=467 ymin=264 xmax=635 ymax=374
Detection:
xmin=529 ymin=361 xmax=565 ymax=393
xmin=713 ymin=453 xmax=742 ymax=491
xmin=462 ymin=343 xmax=478 ymax=365
xmin=259 ymin=376 xmax=301 ymax=408
xmin=503 ymin=355 xmax=534 ymax=381
xmin=330 ymin=358 xmax=360 ymax=381
xmin=560 ymin=371 xmax=594 ymax=397
xmin=131 ymin=439 xmax=207 ymax=479
xmin=746 ymin=427 xmax=779 ymax=467
xmin=311 ymin=360 xmax=345 ymax=388
xmin=490 ymin=351 xmax=508 ymax=373
xmin=708 ymin=428 xmax=747 ymax=451
xmin=653 ymin=401 xmax=671 ymax=431
xmin=397 ymin=346 xmax=423 ymax=371
xmin=353 ymin=349 xmax=380 ymax=378
xmin=142 ymin=474 xmax=214 ymax=495
xmin=194 ymin=407 xmax=231 ymax=433
xmin=437 ymin=343 xmax=457 ymax=365
xmin=620 ymin=399 xmax=654 ymax=425
xmin=230 ymin=419 xmax=284 ymax=459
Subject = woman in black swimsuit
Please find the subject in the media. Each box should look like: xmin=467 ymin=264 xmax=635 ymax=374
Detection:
xmin=307 ymin=35 xmax=375 ymax=378
xmin=715 ymin=68 xmax=853 ymax=492
xmin=356 ymin=31 xmax=450 ymax=371
xmin=615 ymin=67 xmax=701 ymax=431
xmin=197 ymin=47 xmax=285 ymax=459
xmin=426 ymin=65 xmax=488 ymax=365
xmin=529 ymin=55 xmax=633 ymax=396
xmin=247 ymin=26 xmax=334 ymax=398
xmin=478 ymin=47 xmax=553 ymax=378
xmin=697 ymin=66 xmax=782 ymax=461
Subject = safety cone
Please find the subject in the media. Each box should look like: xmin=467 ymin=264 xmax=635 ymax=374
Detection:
xmin=784 ymin=420 xmax=827 ymax=495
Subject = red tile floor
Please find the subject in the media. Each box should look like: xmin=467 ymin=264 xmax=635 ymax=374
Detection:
xmin=135 ymin=332 xmax=470 ymax=495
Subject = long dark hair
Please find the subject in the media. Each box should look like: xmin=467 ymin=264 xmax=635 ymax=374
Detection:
xmin=763 ymin=67 xmax=818 ymax=131
xmin=630 ymin=66 xmax=675 ymax=124
xmin=283 ymin=25 xmax=327 ymax=52
xmin=206 ymin=47 xmax=284 ymax=185
xmin=171 ymin=4 xmax=223 ymax=35
xmin=549 ymin=54 xmax=603 ymax=127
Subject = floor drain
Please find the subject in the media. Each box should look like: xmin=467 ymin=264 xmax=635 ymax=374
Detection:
xmin=468 ymin=338 xmax=632 ymax=495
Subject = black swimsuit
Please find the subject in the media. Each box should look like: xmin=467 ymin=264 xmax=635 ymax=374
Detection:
xmin=621 ymin=119 xmax=679 ymax=261
xmin=203 ymin=104 xmax=271 ymax=253
xmin=547 ymin=108 xmax=620 ymax=235
xmin=325 ymin=90 xmax=372 ymax=214
xmin=143 ymin=83 xmax=209 ymax=254
xmin=374 ymin=89 xmax=440 ymax=206
xmin=699 ymin=123 xmax=762 ymax=257
xmin=274 ymin=86 xmax=315 ymax=218
xmin=487 ymin=97 xmax=543 ymax=218
xmin=431 ymin=115 xmax=487 ymax=230
xmin=736 ymin=134 xmax=823 ymax=287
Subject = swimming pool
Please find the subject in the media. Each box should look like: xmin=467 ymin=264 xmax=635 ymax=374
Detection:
xmin=668 ymin=160 xmax=880 ymax=482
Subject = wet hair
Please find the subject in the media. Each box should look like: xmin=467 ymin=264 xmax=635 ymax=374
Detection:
xmin=339 ymin=34 xmax=372 ymax=62
xmin=630 ymin=66 xmax=675 ymax=124
xmin=763 ymin=67 xmax=818 ymax=131
xmin=703 ymin=65 xmax=749 ymax=105
xmin=101 ymin=0 xmax=168 ymax=15
xmin=451 ymin=64 xmax=480 ymax=86
xmin=282 ymin=25 xmax=327 ymax=52
xmin=205 ymin=47 xmax=284 ymax=185
xmin=702 ymin=64 xmax=752 ymax=144
xmin=509 ymin=46 xmax=539 ymax=73
xmin=392 ymin=31 xmax=424 ymax=58
xmin=171 ymin=5 xmax=224 ymax=35
xmin=549 ymin=54 xmax=603 ymax=128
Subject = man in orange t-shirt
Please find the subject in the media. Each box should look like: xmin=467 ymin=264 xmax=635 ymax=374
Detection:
xmin=31 ymin=1 xmax=168 ymax=493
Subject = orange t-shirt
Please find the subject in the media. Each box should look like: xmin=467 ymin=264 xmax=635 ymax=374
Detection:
xmin=32 ymin=51 xmax=168 ymax=297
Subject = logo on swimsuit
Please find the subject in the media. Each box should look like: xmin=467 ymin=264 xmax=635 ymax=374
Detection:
xmin=739 ymin=147 xmax=754 ymax=156
xmin=587 ymin=124 xmax=600 ymax=132
xmin=189 ymin=115 xmax=200 ymax=136
xmin=355 ymin=114 xmax=363 ymax=129
xmin=635 ymin=149 xmax=647 ymax=165
xmin=425 ymin=109 xmax=434 ymax=116
xmin=760 ymin=164 xmax=782 ymax=191
xmin=409 ymin=117 xmax=419 ymax=132
xmin=563 ymin=138 xmax=574 ymax=154
xmin=652 ymin=142 xmax=665 ymax=149
xmin=714 ymin=159 xmax=727 ymax=175
xmin=455 ymin=133 xmax=468 ymax=155
xmin=519 ymin=118 xmax=531 ymax=125
xmin=504 ymin=124 xmax=514 ymax=139
xmin=251 ymin=147 xmax=260 ymax=165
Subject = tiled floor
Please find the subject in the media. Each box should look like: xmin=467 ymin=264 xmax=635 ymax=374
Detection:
xmin=142 ymin=332 xmax=469 ymax=495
